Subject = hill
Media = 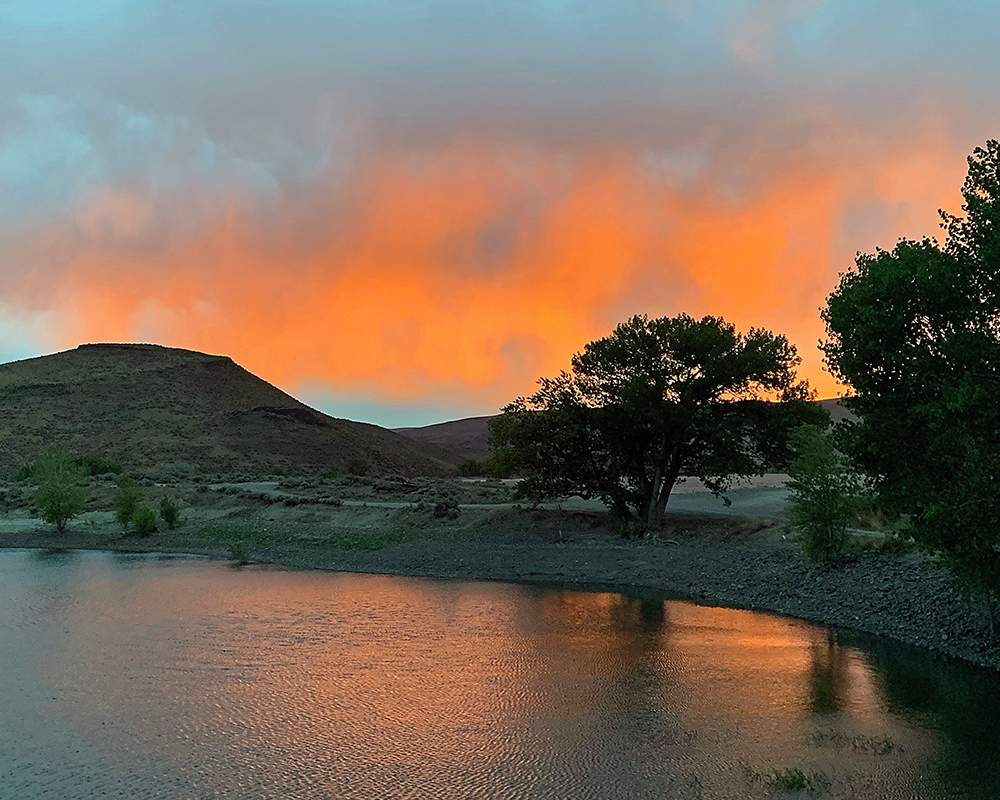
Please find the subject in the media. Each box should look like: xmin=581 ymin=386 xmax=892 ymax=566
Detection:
xmin=0 ymin=344 xmax=461 ymax=477
xmin=394 ymin=399 xmax=859 ymax=460
xmin=393 ymin=415 xmax=494 ymax=462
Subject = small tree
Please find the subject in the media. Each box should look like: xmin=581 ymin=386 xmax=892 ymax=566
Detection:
xmin=158 ymin=496 xmax=181 ymax=529
xmin=131 ymin=503 xmax=158 ymax=537
xmin=114 ymin=473 xmax=144 ymax=531
xmin=786 ymin=424 xmax=866 ymax=561
xmin=31 ymin=449 xmax=90 ymax=534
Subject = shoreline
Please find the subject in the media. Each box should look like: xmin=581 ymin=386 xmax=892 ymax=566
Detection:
xmin=4 ymin=506 xmax=998 ymax=673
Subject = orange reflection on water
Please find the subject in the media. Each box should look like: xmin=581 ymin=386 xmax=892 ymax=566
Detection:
xmin=36 ymin=558 xmax=940 ymax=798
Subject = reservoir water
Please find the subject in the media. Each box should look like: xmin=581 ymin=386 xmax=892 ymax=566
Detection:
xmin=1 ymin=549 xmax=998 ymax=799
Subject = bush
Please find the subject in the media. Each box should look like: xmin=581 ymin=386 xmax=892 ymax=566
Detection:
xmin=114 ymin=474 xmax=145 ymax=531
xmin=773 ymin=768 xmax=807 ymax=790
xmin=433 ymin=497 xmax=460 ymax=520
xmin=150 ymin=460 xmax=197 ymax=481
xmin=787 ymin=424 xmax=867 ymax=561
xmin=456 ymin=459 xmax=486 ymax=477
xmin=11 ymin=463 xmax=33 ymax=482
xmin=346 ymin=458 xmax=368 ymax=477
xmin=131 ymin=503 xmax=158 ymax=537
xmin=158 ymin=496 xmax=181 ymax=529
xmin=30 ymin=449 xmax=90 ymax=533
xmin=227 ymin=541 xmax=250 ymax=566
xmin=72 ymin=455 xmax=124 ymax=477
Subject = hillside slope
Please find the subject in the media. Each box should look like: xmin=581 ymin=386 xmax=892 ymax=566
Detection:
xmin=393 ymin=415 xmax=495 ymax=462
xmin=0 ymin=344 xmax=460 ymax=476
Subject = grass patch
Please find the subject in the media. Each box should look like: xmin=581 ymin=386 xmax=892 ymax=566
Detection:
xmin=200 ymin=523 xmax=308 ymax=547
xmin=198 ymin=519 xmax=425 ymax=553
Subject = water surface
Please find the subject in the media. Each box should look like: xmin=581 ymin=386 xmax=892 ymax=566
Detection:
xmin=1 ymin=549 xmax=998 ymax=799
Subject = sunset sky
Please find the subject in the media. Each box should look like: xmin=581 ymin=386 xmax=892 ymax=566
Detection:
xmin=2 ymin=1 xmax=999 ymax=426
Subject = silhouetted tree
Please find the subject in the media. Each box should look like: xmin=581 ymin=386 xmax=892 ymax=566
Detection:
xmin=490 ymin=314 xmax=822 ymax=535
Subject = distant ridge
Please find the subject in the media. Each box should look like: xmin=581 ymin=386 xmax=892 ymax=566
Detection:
xmin=0 ymin=343 xmax=461 ymax=476
xmin=394 ymin=399 xmax=858 ymax=460
xmin=393 ymin=415 xmax=495 ymax=462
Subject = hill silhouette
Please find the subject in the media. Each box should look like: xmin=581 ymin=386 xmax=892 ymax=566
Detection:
xmin=0 ymin=344 xmax=461 ymax=477
xmin=393 ymin=415 xmax=494 ymax=462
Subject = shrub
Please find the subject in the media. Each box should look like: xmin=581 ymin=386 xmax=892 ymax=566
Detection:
xmin=456 ymin=459 xmax=486 ymax=477
xmin=72 ymin=455 xmax=124 ymax=477
xmin=227 ymin=541 xmax=250 ymax=566
xmin=131 ymin=503 xmax=158 ymax=537
xmin=433 ymin=497 xmax=460 ymax=519
xmin=771 ymin=767 xmax=828 ymax=791
xmin=114 ymin=474 xmax=145 ymax=531
xmin=158 ymin=496 xmax=181 ymax=529
xmin=150 ymin=460 xmax=197 ymax=481
xmin=346 ymin=458 xmax=369 ymax=477
xmin=773 ymin=768 xmax=807 ymax=790
xmin=30 ymin=449 xmax=90 ymax=533
xmin=11 ymin=463 xmax=33 ymax=482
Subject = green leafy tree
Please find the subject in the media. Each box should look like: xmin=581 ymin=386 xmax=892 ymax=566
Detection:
xmin=114 ymin=473 xmax=145 ymax=531
xmin=490 ymin=314 xmax=823 ymax=534
xmin=30 ymin=449 xmax=90 ymax=533
xmin=786 ymin=424 xmax=866 ymax=561
xmin=823 ymin=140 xmax=1000 ymax=616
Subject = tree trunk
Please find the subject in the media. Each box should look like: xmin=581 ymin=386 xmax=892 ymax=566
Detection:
xmin=649 ymin=463 xmax=682 ymax=532
xmin=642 ymin=430 xmax=676 ymax=534
xmin=988 ymin=593 xmax=999 ymax=642
xmin=645 ymin=465 xmax=663 ymax=532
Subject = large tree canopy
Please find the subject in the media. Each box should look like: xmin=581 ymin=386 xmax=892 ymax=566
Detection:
xmin=490 ymin=314 xmax=820 ymax=534
xmin=824 ymin=140 xmax=1000 ymax=600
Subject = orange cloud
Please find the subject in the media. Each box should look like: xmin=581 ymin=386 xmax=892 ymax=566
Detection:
xmin=47 ymin=123 xmax=972 ymax=411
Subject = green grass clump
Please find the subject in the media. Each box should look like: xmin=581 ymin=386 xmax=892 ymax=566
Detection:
xmin=771 ymin=767 xmax=828 ymax=791
xmin=773 ymin=768 xmax=807 ymax=790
